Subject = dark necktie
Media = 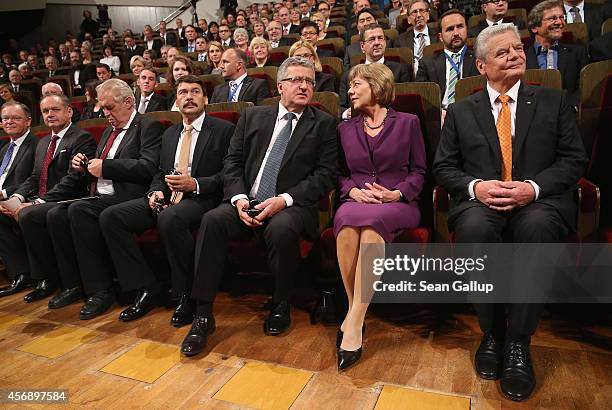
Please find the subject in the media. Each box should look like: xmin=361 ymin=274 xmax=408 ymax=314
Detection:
xmin=0 ymin=142 xmax=16 ymax=177
xmin=256 ymin=112 xmax=296 ymax=201
xmin=570 ymin=6 xmax=582 ymax=23
xmin=38 ymin=134 xmax=59 ymax=197
xmin=100 ymin=127 xmax=123 ymax=160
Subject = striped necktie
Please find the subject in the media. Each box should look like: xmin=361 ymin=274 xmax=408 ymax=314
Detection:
xmin=570 ymin=6 xmax=582 ymax=23
xmin=415 ymin=32 xmax=425 ymax=61
xmin=446 ymin=53 xmax=460 ymax=105
xmin=256 ymin=112 xmax=296 ymax=201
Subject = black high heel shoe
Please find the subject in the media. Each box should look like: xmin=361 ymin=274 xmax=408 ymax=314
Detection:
xmin=337 ymin=346 xmax=362 ymax=371
xmin=336 ymin=323 xmax=366 ymax=348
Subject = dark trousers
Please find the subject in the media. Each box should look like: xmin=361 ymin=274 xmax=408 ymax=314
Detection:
xmin=100 ymin=196 xmax=216 ymax=294
xmin=19 ymin=202 xmax=70 ymax=283
xmin=0 ymin=214 xmax=28 ymax=279
xmin=191 ymin=203 xmax=307 ymax=304
xmin=452 ymin=202 xmax=569 ymax=344
xmin=46 ymin=195 xmax=129 ymax=294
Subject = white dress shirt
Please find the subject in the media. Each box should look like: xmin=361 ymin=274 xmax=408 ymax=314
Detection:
xmin=468 ymin=81 xmax=540 ymax=200
xmin=229 ymin=72 xmax=247 ymax=102
xmin=0 ymin=131 xmax=29 ymax=198
xmin=231 ymin=103 xmax=304 ymax=207
xmin=97 ymin=109 xmax=137 ymax=195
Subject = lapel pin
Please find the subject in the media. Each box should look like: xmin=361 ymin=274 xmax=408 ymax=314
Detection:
xmin=526 ymin=101 xmax=532 ymax=104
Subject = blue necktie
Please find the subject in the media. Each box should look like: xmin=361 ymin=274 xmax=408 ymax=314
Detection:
xmin=256 ymin=112 xmax=296 ymax=201
xmin=0 ymin=142 xmax=16 ymax=178
xmin=228 ymin=81 xmax=239 ymax=102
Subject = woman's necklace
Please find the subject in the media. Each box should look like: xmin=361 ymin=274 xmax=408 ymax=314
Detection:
xmin=364 ymin=108 xmax=388 ymax=130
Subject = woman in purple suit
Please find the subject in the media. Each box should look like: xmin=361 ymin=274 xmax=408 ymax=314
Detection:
xmin=334 ymin=63 xmax=426 ymax=370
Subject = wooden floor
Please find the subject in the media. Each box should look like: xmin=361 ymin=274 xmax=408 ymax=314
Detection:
xmin=0 ymin=275 xmax=610 ymax=409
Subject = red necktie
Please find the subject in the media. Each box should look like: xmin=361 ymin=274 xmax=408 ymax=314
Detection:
xmin=38 ymin=134 xmax=59 ymax=197
xmin=100 ymin=127 xmax=123 ymax=160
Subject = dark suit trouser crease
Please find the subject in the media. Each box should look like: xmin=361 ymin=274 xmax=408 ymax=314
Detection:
xmin=191 ymin=203 xmax=305 ymax=304
xmin=63 ymin=195 xmax=131 ymax=294
xmin=0 ymin=214 xmax=29 ymax=279
xmin=100 ymin=196 xmax=215 ymax=294
xmin=19 ymin=203 xmax=69 ymax=283
xmin=452 ymin=201 xmax=569 ymax=344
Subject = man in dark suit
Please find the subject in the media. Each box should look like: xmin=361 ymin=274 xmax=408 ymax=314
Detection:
xmin=210 ymin=48 xmax=270 ymax=105
xmin=416 ymin=10 xmax=480 ymax=109
xmin=267 ymin=21 xmax=294 ymax=48
xmin=0 ymin=95 xmax=96 ymax=300
xmin=101 ymin=75 xmax=235 ymax=324
xmin=563 ymin=0 xmax=605 ymax=42
xmin=180 ymin=57 xmax=338 ymax=357
xmin=393 ymin=0 xmax=441 ymax=70
xmin=589 ymin=31 xmax=612 ymax=61
xmin=158 ymin=21 xmax=180 ymax=47
xmin=218 ymin=24 xmax=236 ymax=48
xmin=0 ymin=102 xmax=38 ymax=298
xmin=343 ymin=8 xmax=387 ymax=70
xmin=279 ymin=6 xmax=301 ymax=34
xmin=300 ymin=21 xmax=335 ymax=57
xmin=340 ymin=24 xmax=411 ymax=115
xmin=135 ymin=69 xmax=167 ymax=113
xmin=124 ymin=36 xmax=145 ymax=62
xmin=143 ymin=26 xmax=163 ymax=57
xmin=433 ymin=24 xmax=587 ymax=401
xmin=41 ymin=56 xmax=67 ymax=82
xmin=43 ymin=79 xmax=164 ymax=317
xmin=468 ymin=0 xmax=527 ymax=38
xmin=183 ymin=25 xmax=198 ymax=53
xmin=525 ymin=0 xmax=588 ymax=108
xmin=8 ymin=70 xmax=37 ymax=95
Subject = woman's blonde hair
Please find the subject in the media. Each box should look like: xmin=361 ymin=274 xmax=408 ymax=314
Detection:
xmin=289 ymin=40 xmax=322 ymax=72
xmin=249 ymin=37 xmax=271 ymax=55
xmin=348 ymin=63 xmax=395 ymax=106
xmin=206 ymin=42 xmax=225 ymax=68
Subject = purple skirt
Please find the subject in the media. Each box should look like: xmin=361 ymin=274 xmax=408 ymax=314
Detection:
xmin=333 ymin=201 xmax=421 ymax=243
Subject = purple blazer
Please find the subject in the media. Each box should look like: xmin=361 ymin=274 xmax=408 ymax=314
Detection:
xmin=337 ymin=109 xmax=426 ymax=201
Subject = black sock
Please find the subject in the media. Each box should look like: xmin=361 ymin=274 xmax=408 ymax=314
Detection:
xmin=196 ymin=302 xmax=213 ymax=317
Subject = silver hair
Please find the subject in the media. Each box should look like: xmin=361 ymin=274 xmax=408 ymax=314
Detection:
xmin=233 ymin=27 xmax=249 ymax=40
xmin=277 ymin=57 xmax=315 ymax=82
xmin=95 ymin=78 xmax=135 ymax=106
xmin=474 ymin=23 xmax=520 ymax=61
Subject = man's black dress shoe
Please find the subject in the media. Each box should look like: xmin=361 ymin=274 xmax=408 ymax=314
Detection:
xmin=263 ymin=300 xmax=291 ymax=336
xmin=80 ymin=288 xmax=115 ymax=320
xmin=500 ymin=341 xmax=536 ymax=401
xmin=119 ymin=289 xmax=161 ymax=322
xmin=24 ymin=280 xmax=57 ymax=303
xmin=475 ymin=332 xmax=502 ymax=380
xmin=0 ymin=274 xmax=34 ymax=298
xmin=181 ymin=315 xmax=216 ymax=357
xmin=171 ymin=293 xmax=194 ymax=327
xmin=48 ymin=287 xmax=84 ymax=309
xmin=337 ymin=346 xmax=362 ymax=371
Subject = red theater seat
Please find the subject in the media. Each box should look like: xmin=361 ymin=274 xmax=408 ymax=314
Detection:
xmin=76 ymin=118 xmax=109 ymax=143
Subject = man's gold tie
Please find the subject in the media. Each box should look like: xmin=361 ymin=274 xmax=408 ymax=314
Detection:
xmin=496 ymin=95 xmax=512 ymax=181
xmin=171 ymin=124 xmax=193 ymax=205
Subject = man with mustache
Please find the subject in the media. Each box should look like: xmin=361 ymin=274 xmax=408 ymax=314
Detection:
xmin=525 ymin=0 xmax=587 ymax=108
xmin=100 ymin=75 xmax=235 ymax=324
xmin=469 ymin=0 xmax=526 ymax=38
xmin=416 ymin=9 xmax=480 ymax=110
xmin=433 ymin=23 xmax=587 ymax=401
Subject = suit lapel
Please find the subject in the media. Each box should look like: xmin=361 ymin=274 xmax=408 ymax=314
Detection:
xmin=5 ymin=133 xmax=32 ymax=179
xmin=434 ymin=52 xmax=447 ymax=95
xmin=557 ymin=45 xmax=569 ymax=80
xmin=114 ymin=113 xmax=141 ymax=155
xmin=280 ymin=106 xmax=315 ymax=170
xmin=52 ymin=125 xmax=73 ymax=161
xmin=191 ymin=116 xmax=213 ymax=172
xmin=97 ymin=127 xmax=112 ymax=157
xmin=513 ymin=83 xmax=536 ymax=162
xmin=473 ymin=88 xmax=501 ymax=165
xmin=238 ymin=76 xmax=252 ymax=101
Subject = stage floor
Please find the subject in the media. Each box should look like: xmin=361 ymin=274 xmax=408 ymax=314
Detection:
xmin=0 ymin=281 xmax=610 ymax=409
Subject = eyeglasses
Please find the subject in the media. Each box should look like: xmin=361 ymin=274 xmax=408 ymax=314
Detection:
xmin=409 ymin=8 xmax=429 ymax=16
xmin=293 ymin=53 xmax=313 ymax=59
xmin=543 ymin=15 xmax=566 ymax=23
xmin=281 ymin=76 xmax=316 ymax=87
xmin=482 ymin=0 xmax=507 ymax=4
xmin=301 ymin=31 xmax=318 ymax=36
xmin=1 ymin=116 xmax=27 ymax=122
